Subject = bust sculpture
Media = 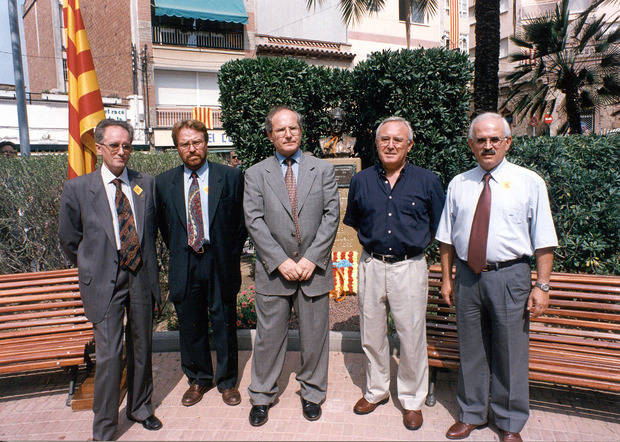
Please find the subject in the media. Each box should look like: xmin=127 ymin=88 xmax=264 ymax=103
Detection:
xmin=319 ymin=107 xmax=356 ymax=157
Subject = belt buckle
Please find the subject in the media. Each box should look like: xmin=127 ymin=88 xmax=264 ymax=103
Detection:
xmin=195 ymin=245 xmax=205 ymax=254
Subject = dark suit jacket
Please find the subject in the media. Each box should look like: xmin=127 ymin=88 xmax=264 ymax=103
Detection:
xmin=58 ymin=168 xmax=161 ymax=324
xmin=155 ymin=161 xmax=246 ymax=303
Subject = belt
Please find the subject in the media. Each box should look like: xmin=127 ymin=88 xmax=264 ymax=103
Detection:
xmin=366 ymin=249 xmax=410 ymax=264
xmin=469 ymin=256 xmax=529 ymax=271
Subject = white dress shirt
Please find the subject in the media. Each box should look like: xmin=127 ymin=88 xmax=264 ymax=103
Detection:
xmin=101 ymin=164 xmax=138 ymax=250
xmin=183 ymin=161 xmax=210 ymax=244
xmin=435 ymin=159 xmax=558 ymax=263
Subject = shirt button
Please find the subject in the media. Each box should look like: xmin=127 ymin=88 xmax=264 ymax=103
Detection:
xmin=388 ymin=196 xmax=392 ymax=199
xmin=291 ymin=232 xmax=296 ymax=237
xmin=412 ymin=202 xmax=415 ymax=206
xmin=293 ymin=251 xmax=299 ymax=257
xmin=388 ymin=230 xmax=392 ymax=234
xmin=385 ymin=180 xmax=388 ymax=184
xmin=388 ymin=213 xmax=392 ymax=216
xmin=388 ymin=248 xmax=392 ymax=251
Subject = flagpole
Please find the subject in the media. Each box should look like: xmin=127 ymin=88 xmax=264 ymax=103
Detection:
xmin=8 ymin=0 xmax=30 ymax=157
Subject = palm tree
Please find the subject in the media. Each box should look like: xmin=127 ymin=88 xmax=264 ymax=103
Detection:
xmin=473 ymin=0 xmax=501 ymax=114
xmin=501 ymin=0 xmax=620 ymax=134
xmin=306 ymin=0 xmax=438 ymax=49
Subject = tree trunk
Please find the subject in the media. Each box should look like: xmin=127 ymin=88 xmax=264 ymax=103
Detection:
xmin=565 ymin=88 xmax=582 ymax=134
xmin=473 ymin=0 xmax=500 ymax=115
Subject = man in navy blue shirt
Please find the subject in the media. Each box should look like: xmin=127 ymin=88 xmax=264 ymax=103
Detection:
xmin=344 ymin=116 xmax=444 ymax=431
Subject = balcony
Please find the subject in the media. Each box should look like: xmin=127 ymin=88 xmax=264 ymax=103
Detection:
xmin=156 ymin=106 xmax=223 ymax=129
xmin=152 ymin=25 xmax=244 ymax=51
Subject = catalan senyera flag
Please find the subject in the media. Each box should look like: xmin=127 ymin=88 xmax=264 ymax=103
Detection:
xmin=192 ymin=107 xmax=213 ymax=129
xmin=63 ymin=0 xmax=105 ymax=179
xmin=449 ymin=0 xmax=459 ymax=50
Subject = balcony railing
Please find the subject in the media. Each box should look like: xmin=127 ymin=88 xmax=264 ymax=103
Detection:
xmin=156 ymin=107 xmax=223 ymax=129
xmin=153 ymin=26 xmax=244 ymax=50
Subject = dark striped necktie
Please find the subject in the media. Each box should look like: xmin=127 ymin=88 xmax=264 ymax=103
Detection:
xmin=112 ymin=179 xmax=142 ymax=272
xmin=187 ymin=172 xmax=205 ymax=252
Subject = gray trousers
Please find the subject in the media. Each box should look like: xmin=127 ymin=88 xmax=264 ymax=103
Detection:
xmin=454 ymin=259 xmax=531 ymax=433
xmin=248 ymin=289 xmax=329 ymax=405
xmin=92 ymin=268 xmax=154 ymax=441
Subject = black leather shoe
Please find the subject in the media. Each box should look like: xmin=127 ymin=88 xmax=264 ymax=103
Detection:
xmin=249 ymin=405 xmax=269 ymax=427
xmin=127 ymin=414 xmax=162 ymax=431
xmin=301 ymin=398 xmax=322 ymax=421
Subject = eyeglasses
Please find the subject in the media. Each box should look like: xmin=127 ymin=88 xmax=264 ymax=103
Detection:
xmin=378 ymin=136 xmax=408 ymax=146
xmin=475 ymin=137 xmax=508 ymax=147
xmin=179 ymin=139 xmax=205 ymax=150
xmin=99 ymin=142 xmax=133 ymax=154
xmin=273 ymin=126 xmax=301 ymax=137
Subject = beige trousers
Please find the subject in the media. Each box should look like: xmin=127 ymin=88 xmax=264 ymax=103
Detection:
xmin=358 ymin=250 xmax=429 ymax=410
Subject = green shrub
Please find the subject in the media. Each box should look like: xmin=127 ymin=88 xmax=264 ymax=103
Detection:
xmin=509 ymin=134 xmax=620 ymax=274
xmin=218 ymin=56 xmax=354 ymax=166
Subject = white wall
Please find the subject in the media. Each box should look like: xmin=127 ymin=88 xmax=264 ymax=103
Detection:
xmin=256 ymin=0 xmax=347 ymax=43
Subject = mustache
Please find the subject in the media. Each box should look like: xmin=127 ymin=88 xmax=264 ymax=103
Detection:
xmin=481 ymin=148 xmax=497 ymax=155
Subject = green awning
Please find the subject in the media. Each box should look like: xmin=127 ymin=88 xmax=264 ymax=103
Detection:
xmin=154 ymin=0 xmax=248 ymax=24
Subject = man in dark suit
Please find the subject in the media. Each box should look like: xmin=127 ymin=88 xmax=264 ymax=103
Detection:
xmin=59 ymin=119 xmax=162 ymax=441
xmin=156 ymin=119 xmax=246 ymax=408
xmin=244 ymin=106 xmax=340 ymax=426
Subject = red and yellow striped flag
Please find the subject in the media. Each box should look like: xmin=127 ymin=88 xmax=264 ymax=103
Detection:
xmin=192 ymin=107 xmax=213 ymax=129
xmin=449 ymin=0 xmax=459 ymax=50
xmin=63 ymin=0 xmax=105 ymax=179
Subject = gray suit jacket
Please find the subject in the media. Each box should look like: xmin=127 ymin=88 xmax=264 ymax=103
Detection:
xmin=58 ymin=168 xmax=160 ymax=323
xmin=244 ymin=152 xmax=339 ymax=296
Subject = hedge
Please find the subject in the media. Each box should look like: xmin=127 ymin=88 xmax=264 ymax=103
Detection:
xmin=0 ymin=135 xmax=617 ymax=275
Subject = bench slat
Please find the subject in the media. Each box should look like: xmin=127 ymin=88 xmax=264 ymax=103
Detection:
xmin=0 ymin=287 xmax=80 ymax=300
xmin=0 ymin=357 xmax=87 ymax=374
xmin=0 ymin=316 xmax=90 ymax=331
xmin=0 ymin=300 xmax=84 ymax=314
xmin=0 ymin=308 xmax=86 ymax=323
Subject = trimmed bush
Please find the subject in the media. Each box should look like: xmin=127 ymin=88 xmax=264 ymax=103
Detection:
xmin=218 ymin=57 xmax=353 ymax=167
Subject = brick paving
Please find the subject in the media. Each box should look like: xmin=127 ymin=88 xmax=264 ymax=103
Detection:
xmin=1 ymin=350 xmax=618 ymax=441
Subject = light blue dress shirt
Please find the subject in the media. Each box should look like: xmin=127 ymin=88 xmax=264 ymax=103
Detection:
xmin=183 ymin=161 xmax=210 ymax=244
xmin=435 ymin=159 xmax=558 ymax=263
xmin=275 ymin=149 xmax=301 ymax=183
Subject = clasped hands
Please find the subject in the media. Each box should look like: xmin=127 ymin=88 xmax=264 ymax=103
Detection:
xmin=278 ymin=257 xmax=316 ymax=281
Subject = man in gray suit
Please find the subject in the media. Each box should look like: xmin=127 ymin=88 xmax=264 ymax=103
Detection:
xmin=244 ymin=106 xmax=339 ymax=426
xmin=59 ymin=119 xmax=162 ymax=440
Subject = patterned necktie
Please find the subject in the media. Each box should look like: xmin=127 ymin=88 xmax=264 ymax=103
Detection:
xmin=112 ymin=179 xmax=142 ymax=272
xmin=285 ymin=158 xmax=301 ymax=244
xmin=187 ymin=171 xmax=205 ymax=252
xmin=467 ymin=173 xmax=492 ymax=274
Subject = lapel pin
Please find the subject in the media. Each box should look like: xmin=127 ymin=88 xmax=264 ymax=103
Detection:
xmin=203 ymin=185 xmax=209 ymax=193
xmin=133 ymin=184 xmax=143 ymax=195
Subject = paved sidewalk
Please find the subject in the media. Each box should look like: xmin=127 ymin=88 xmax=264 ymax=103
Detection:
xmin=1 ymin=350 xmax=618 ymax=441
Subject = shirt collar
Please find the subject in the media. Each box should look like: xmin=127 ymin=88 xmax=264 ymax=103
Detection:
xmin=101 ymin=163 xmax=129 ymax=185
xmin=377 ymin=161 xmax=410 ymax=179
xmin=184 ymin=161 xmax=209 ymax=181
xmin=275 ymin=148 xmax=301 ymax=165
xmin=473 ymin=158 xmax=509 ymax=182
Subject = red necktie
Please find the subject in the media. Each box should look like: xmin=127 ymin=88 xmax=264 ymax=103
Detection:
xmin=187 ymin=172 xmax=205 ymax=252
xmin=285 ymin=158 xmax=301 ymax=244
xmin=467 ymin=173 xmax=492 ymax=274
xmin=112 ymin=179 xmax=142 ymax=272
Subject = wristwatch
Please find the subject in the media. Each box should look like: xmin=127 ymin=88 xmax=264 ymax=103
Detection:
xmin=535 ymin=281 xmax=550 ymax=292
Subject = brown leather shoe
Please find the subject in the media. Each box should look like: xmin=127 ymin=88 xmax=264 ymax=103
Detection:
xmin=353 ymin=396 xmax=388 ymax=415
xmin=403 ymin=409 xmax=423 ymax=430
xmin=181 ymin=383 xmax=211 ymax=407
xmin=221 ymin=388 xmax=241 ymax=406
xmin=446 ymin=421 xmax=483 ymax=439
xmin=501 ymin=430 xmax=523 ymax=442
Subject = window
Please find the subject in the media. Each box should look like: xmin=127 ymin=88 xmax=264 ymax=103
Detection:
xmin=500 ymin=0 xmax=509 ymax=14
xmin=499 ymin=38 xmax=509 ymax=58
xmin=580 ymin=113 xmax=594 ymax=134
xmin=445 ymin=0 xmax=468 ymax=17
xmin=399 ymin=0 xmax=428 ymax=24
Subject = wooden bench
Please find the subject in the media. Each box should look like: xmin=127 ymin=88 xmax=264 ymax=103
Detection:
xmin=0 ymin=268 xmax=94 ymax=405
xmin=424 ymin=264 xmax=620 ymax=405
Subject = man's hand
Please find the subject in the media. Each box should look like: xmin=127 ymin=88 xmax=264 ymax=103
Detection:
xmin=527 ymin=286 xmax=549 ymax=318
xmin=278 ymin=258 xmax=300 ymax=281
xmin=296 ymin=257 xmax=316 ymax=281
xmin=440 ymin=278 xmax=454 ymax=306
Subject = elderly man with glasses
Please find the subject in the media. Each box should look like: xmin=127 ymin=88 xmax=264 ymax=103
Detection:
xmin=436 ymin=113 xmax=558 ymax=442
xmin=155 ymin=119 xmax=246 ymax=408
xmin=59 ymin=119 xmax=162 ymax=440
